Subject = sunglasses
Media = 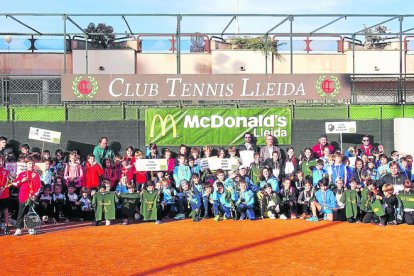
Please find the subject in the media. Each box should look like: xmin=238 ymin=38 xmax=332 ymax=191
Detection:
xmin=245 ymin=136 xmax=251 ymax=139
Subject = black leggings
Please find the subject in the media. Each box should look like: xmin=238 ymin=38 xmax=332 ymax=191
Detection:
xmin=362 ymin=212 xmax=377 ymax=223
xmin=405 ymin=211 xmax=414 ymax=225
xmin=16 ymin=203 xmax=29 ymax=229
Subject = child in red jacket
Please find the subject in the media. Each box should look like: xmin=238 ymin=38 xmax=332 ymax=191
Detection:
xmin=85 ymin=154 xmax=104 ymax=190
xmin=0 ymin=156 xmax=11 ymax=234
xmin=13 ymin=157 xmax=42 ymax=236
xmin=131 ymin=150 xmax=147 ymax=192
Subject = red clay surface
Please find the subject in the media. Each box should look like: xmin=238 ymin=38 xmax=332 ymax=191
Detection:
xmin=1 ymin=219 xmax=413 ymax=275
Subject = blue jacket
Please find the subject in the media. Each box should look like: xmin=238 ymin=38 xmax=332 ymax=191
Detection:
xmin=315 ymin=189 xmax=337 ymax=210
xmin=235 ymin=190 xmax=255 ymax=207
xmin=173 ymin=165 xmax=191 ymax=185
xmin=212 ymin=189 xmax=236 ymax=208
xmin=312 ymin=168 xmax=327 ymax=187
xmin=162 ymin=188 xmax=176 ymax=204
xmin=194 ymin=183 xmax=203 ymax=195
xmin=185 ymin=188 xmax=202 ymax=209
xmin=259 ymin=176 xmax=279 ymax=193
xmin=368 ymin=169 xmax=379 ymax=181
xmin=224 ymin=178 xmax=236 ymax=190
xmin=331 ymin=164 xmax=346 ymax=184
xmin=116 ymin=185 xmax=128 ymax=194
xmin=189 ymin=165 xmax=201 ymax=176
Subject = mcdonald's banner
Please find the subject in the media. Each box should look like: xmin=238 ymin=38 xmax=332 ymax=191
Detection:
xmin=61 ymin=74 xmax=351 ymax=101
xmin=145 ymin=108 xmax=291 ymax=146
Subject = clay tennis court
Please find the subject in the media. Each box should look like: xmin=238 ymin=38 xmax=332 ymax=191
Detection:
xmin=2 ymin=219 xmax=413 ymax=275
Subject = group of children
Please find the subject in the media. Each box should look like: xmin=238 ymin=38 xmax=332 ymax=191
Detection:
xmin=1 ymin=139 xmax=414 ymax=236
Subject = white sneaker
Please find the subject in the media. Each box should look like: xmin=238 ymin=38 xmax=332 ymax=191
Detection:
xmin=28 ymin=229 xmax=35 ymax=235
xmin=105 ymin=220 xmax=111 ymax=226
xmin=155 ymin=220 xmax=161 ymax=224
xmin=14 ymin=229 xmax=22 ymax=236
xmin=270 ymin=215 xmax=276 ymax=220
xmin=134 ymin=213 xmax=140 ymax=220
xmin=279 ymin=214 xmax=288 ymax=220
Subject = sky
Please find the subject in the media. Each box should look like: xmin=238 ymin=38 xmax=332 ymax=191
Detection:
xmin=1 ymin=0 xmax=414 ymax=35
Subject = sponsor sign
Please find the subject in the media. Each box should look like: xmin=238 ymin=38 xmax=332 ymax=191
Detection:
xmin=62 ymin=74 xmax=351 ymax=101
xmin=29 ymin=127 xmax=61 ymax=144
xmin=325 ymin=121 xmax=357 ymax=134
xmin=134 ymin=159 xmax=168 ymax=171
xmin=145 ymin=108 xmax=291 ymax=146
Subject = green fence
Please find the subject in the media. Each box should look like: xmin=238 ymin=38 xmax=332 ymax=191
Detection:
xmin=1 ymin=105 xmax=414 ymax=122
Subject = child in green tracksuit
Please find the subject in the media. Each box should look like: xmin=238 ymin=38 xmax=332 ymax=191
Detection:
xmin=340 ymin=177 xmax=360 ymax=223
xmin=140 ymin=181 xmax=162 ymax=224
xmin=397 ymin=180 xmax=414 ymax=225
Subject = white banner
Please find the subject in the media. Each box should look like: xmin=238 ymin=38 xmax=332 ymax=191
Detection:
xmin=239 ymin=150 xmax=254 ymax=166
xmin=29 ymin=127 xmax=61 ymax=144
xmin=394 ymin=118 xmax=414 ymax=156
xmin=199 ymin=157 xmax=239 ymax=171
xmin=134 ymin=159 xmax=168 ymax=171
xmin=325 ymin=121 xmax=356 ymax=134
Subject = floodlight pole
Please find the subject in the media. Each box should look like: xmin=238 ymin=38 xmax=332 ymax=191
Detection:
xmin=352 ymin=34 xmax=356 ymax=102
xmin=399 ymin=16 xmax=404 ymax=104
xmin=265 ymin=34 xmax=268 ymax=74
xmin=289 ymin=16 xmax=294 ymax=74
xmin=85 ymin=34 xmax=88 ymax=74
xmin=63 ymin=15 xmax=67 ymax=74
xmin=176 ymin=15 xmax=181 ymax=74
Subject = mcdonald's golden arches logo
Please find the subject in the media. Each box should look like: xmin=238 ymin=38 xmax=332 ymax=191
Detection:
xmin=150 ymin=114 xmax=178 ymax=138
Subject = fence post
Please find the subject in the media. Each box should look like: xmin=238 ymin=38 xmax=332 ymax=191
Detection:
xmin=64 ymin=103 xmax=68 ymax=121
xmin=399 ymin=16 xmax=404 ymax=104
xmin=289 ymin=16 xmax=294 ymax=74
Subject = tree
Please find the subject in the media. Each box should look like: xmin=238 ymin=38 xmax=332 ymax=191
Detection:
xmin=230 ymin=36 xmax=283 ymax=59
xmin=363 ymin=25 xmax=391 ymax=50
xmin=84 ymin=23 xmax=115 ymax=49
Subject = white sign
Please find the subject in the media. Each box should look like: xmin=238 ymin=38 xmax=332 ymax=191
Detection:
xmin=199 ymin=158 xmax=210 ymax=171
xmin=16 ymin=162 xmax=27 ymax=175
xmin=29 ymin=127 xmax=61 ymax=144
xmin=198 ymin=157 xmax=239 ymax=171
xmin=239 ymin=150 xmax=254 ymax=166
xmin=35 ymin=162 xmax=47 ymax=172
xmin=348 ymin=157 xmax=356 ymax=167
xmin=220 ymin=158 xmax=240 ymax=171
xmin=325 ymin=121 xmax=356 ymax=134
xmin=134 ymin=159 xmax=168 ymax=171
